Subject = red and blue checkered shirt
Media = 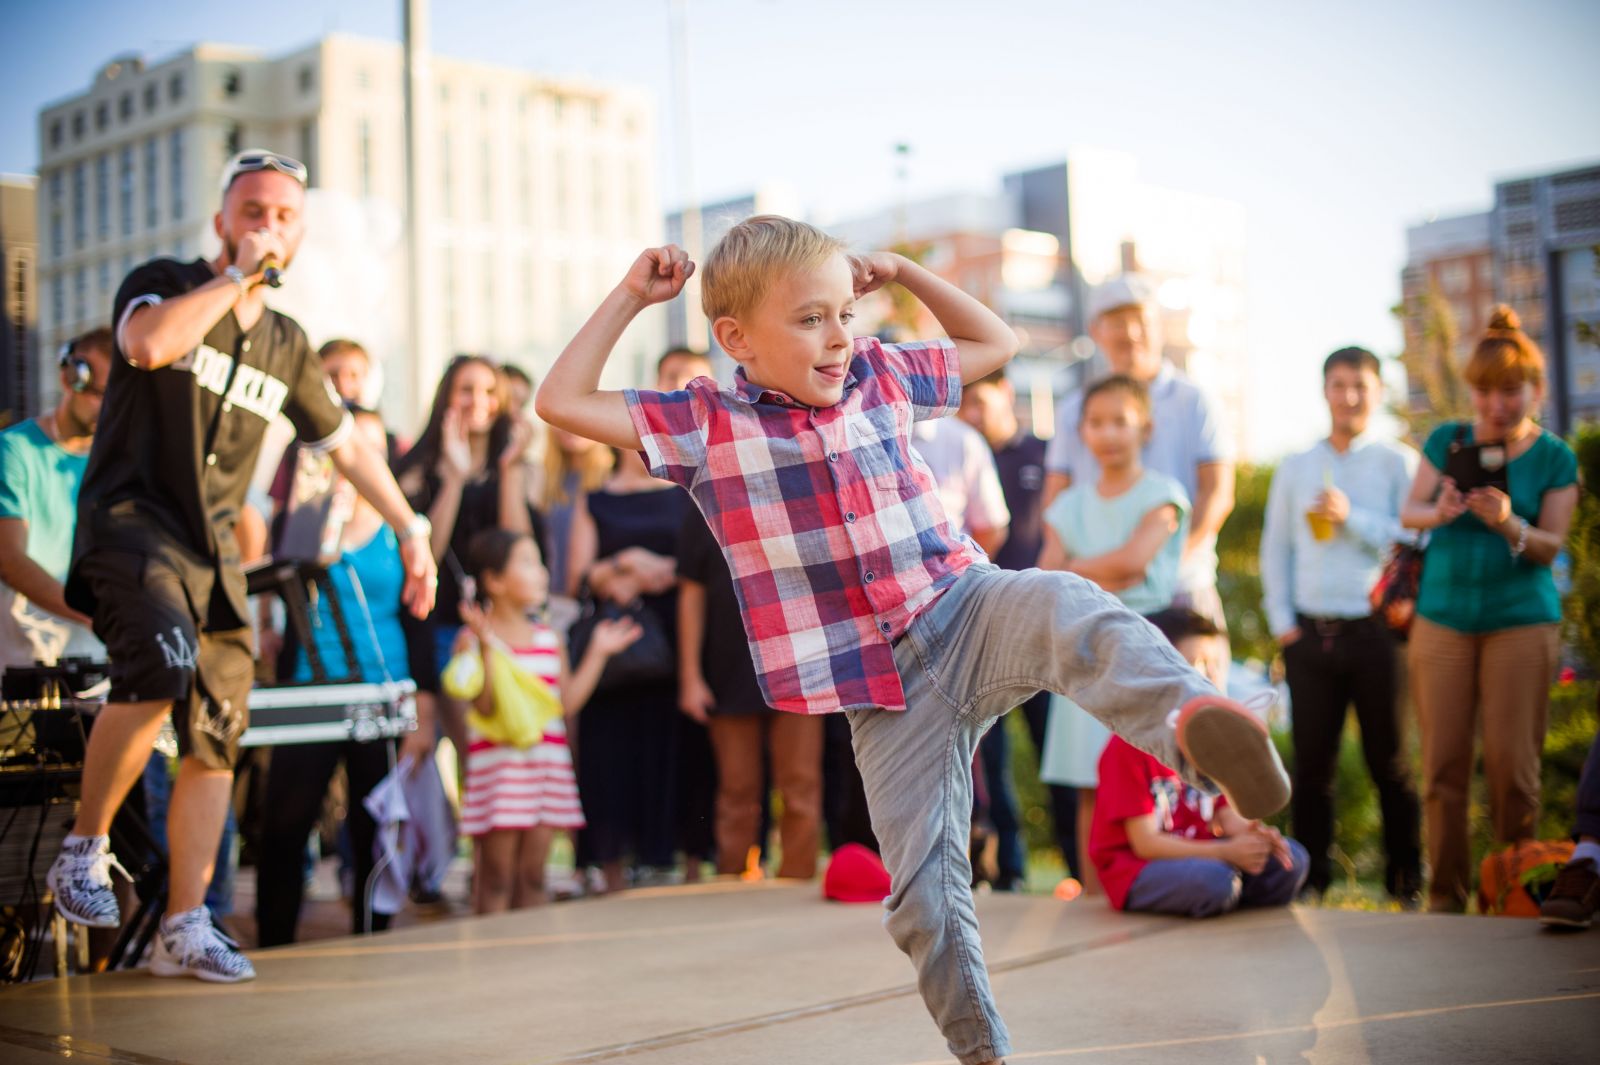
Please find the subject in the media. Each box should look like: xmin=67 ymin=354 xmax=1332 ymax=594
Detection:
xmin=626 ymin=336 xmax=982 ymax=714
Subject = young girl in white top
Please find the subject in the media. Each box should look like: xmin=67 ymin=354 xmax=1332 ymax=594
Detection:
xmin=451 ymin=528 xmax=639 ymax=913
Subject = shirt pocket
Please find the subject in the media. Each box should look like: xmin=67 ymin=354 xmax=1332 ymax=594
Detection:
xmin=846 ymin=405 xmax=912 ymax=492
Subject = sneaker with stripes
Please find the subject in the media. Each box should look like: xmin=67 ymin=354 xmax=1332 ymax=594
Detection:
xmin=150 ymin=907 xmax=256 ymax=983
xmin=46 ymin=835 xmax=131 ymax=929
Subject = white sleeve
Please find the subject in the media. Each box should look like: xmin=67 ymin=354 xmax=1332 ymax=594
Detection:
xmin=114 ymin=294 xmax=163 ymax=355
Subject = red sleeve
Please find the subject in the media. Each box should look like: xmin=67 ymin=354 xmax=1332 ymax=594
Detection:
xmin=1095 ymin=737 xmax=1158 ymax=825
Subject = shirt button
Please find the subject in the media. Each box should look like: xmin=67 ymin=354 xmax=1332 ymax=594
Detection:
xmin=206 ymin=454 xmax=217 ymax=466
xmin=845 ymin=511 xmax=856 ymax=523
xmin=828 ymin=451 xmax=839 ymax=462
xmin=880 ymin=620 xmax=892 ymax=634
xmin=221 ymin=401 xmax=233 ymax=412
xmin=863 ymin=571 xmax=875 ymax=584
xmin=241 ymin=340 xmax=251 ymax=353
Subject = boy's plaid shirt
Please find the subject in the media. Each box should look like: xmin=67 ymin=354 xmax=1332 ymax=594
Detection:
xmin=625 ymin=336 xmax=981 ymax=714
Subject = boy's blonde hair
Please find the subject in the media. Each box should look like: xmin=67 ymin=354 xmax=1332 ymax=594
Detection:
xmin=701 ymin=214 xmax=847 ymax=321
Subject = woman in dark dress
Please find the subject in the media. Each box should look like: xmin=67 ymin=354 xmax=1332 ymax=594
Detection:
xmin=568 ymin=448 xmax=696 ymax=892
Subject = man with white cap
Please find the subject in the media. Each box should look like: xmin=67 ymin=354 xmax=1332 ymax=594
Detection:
xmin=1043 ymin=275 xmax=1235 ymax=628
xmin=47 ymin=150 xmax=437 ymax=982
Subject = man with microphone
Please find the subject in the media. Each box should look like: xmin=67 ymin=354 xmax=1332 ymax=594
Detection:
xmin=47 ymin=150 xmax=438 ymax=982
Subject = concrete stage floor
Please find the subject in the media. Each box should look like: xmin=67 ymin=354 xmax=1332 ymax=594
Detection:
xmin=0 ymin=880 xmax=1595 ymax=1064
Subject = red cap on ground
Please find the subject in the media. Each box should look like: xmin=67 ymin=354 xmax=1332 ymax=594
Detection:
xmin=822 ymin=843 xmax=892 ymax=903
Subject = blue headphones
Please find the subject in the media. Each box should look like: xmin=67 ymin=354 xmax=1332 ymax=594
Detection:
xmin=59 ymin=337 xmax=93 ymax=394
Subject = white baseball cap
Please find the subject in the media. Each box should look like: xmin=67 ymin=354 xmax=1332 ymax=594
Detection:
xmin=1086 ymin=274 xmax=1157 ymax=324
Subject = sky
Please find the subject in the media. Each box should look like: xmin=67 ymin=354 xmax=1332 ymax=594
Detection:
xmin=4 ymin=0 xmax=1598 ymax=458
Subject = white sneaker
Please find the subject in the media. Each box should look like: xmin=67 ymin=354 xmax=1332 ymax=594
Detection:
xmin=150 ymin=908 xmax=255 ymax=983
xmin=46 ymin=835 xmax=131 ymax=929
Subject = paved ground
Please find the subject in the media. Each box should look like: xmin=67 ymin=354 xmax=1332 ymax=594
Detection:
xmin=0 ymin=880 xmax=1595 ymax=1064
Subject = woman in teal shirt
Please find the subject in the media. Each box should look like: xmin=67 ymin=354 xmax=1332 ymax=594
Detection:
xmin=1402 ymin=306 xmax=1579 ymax=912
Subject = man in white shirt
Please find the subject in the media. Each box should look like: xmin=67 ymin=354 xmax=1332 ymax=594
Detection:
xmin=1259 ymin=346 xmax=1422 ymax=906
xmin=910 ymin=416 xmax=1010 ymax=557
xmin=1044 ymin=276 xmax=1235 ymax=625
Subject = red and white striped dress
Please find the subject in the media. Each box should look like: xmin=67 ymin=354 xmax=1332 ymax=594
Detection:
xmin=460 ymin=625 xmax=585 ymax=836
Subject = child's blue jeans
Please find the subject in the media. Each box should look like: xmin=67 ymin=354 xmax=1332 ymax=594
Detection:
xmin=1125 ymin=840 xmax=1310 ymax=918
xmin=847 ymin=563 xmax=1218 ymax=1065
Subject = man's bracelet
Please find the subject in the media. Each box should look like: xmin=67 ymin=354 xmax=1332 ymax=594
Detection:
xmin=223 ymin=265 xmax=250 ymax=297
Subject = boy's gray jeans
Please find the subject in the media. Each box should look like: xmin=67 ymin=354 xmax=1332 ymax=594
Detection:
xmin=847 ymin=564 xmax=1216 ymax=1065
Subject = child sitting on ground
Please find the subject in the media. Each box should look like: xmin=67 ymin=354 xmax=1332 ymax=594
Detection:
xmin=446 ymin=528 xmax=640 ymax=914
xmin=1091 ymin=608 xmax=1309 ymax=918
xmin=535 ymin=216 xmax=1290 ymax=1065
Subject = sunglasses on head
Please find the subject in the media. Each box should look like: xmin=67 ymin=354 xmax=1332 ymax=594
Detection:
xmin=220 ymin=151 xmax=308 ymax=192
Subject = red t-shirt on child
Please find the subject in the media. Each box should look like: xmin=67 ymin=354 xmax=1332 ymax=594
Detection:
xmin=1089 ymin=736 xmax=1224 ymax=910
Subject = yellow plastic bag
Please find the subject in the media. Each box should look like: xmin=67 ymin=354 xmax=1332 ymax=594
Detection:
xmin=441 ymin=644 xmax=563 ymax=750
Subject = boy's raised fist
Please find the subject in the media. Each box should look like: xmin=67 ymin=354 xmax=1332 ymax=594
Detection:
xmin=624 ymin=245 xmax=695 ymax=305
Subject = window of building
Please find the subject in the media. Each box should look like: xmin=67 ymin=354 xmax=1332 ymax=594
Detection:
xmin=98 ymin=260 xmax=111 ymax=298
xmin=478 ymin=88 xmax=490 ymax=110
xmin=95 ymin=103 xmax=109 ymax=131
xmin=50 ymin=212 xmax=63 ymax=257
xmin=299 ymin=64 xmax=315 ymax=93
xmin=481 ymin=138 xmax=493 ymax=221
xmin=119 ymin=147 xmax=134 ymax=235
xmin=71 ymin=111 xmax=85 ymax=140
xmin=169 ymin=73 xmax=185 ymax=102
xmin=144 ymin=136 xmax=159 ymax=228
xmin=553 ymin=152 xmax=566 ymax=227
xmin=225 ymin=123 xmax=242 ymax=157
xmin=143 ymin=82 xmax=157 ymax=112
xmin=589 ymin=100 xmax=601 ymax=127
xmin=49 ymin=120 xmax=62 ymax=149
xmin=298 ymin=121 xmax=316 ymax=186
xmin=95 ymin=154 xmax=110 ymax=240
xmin=440 ymin=132 xmax=453 ymax=218
xmin=74 ymin=267 xmax=87 ymax=322
xmin=169 ymin=129 xmax=184 ymax=221
xmin=51 ymin=275 xmax=65 ymax=327
xmin=223 ymin=69 xmax=242 ymax=97
xmin=71 ymin=163 xmax=87 ymax=247
xmin=552 ymin=95 xmax=564 ymax=119
xmin=119 ymin=92 xmax=133 ymax=121
xmin=358 ymin=117 xmax=373 ymax=198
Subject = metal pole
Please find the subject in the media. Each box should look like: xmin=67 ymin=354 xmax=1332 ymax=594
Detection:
xmin=402 ymin=0 xmax=435 ymax=429
xmin=669 ymin=0 xmax=706 ymax=355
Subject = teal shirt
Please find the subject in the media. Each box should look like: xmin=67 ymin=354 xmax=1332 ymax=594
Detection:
xmin=1417 ymin=422 xmax=1577 ymax=633
xmin=0 ymin=419 xmax=88 ymax=580
xmin=1044 ymin=469 xmax=1190 ymax=615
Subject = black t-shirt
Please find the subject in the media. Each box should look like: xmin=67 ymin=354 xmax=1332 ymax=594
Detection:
xmin=67 ymin=257 xmax=349 ymax=628
xmin=676 ymin=505 xmax=771 ymax=716
xmin=990 ymin=432 xmax=1048 ymax=572
xmin=407 ymin=468 xmax=546 ymax=630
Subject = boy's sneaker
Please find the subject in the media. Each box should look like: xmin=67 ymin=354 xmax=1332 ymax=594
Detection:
xmin=1539 ymin=858 xmax=1599 ymax=930
xmin=150 ymin=907 xmax=256 ymax=983
xmin=1173 ymin=695 xmax=1292 ymax=821
xmin=46 ymin=835 xmax=131 ymax=929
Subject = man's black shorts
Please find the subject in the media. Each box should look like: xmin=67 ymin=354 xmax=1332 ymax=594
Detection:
xmin=76 ymin=548 xmax=254 ymax=770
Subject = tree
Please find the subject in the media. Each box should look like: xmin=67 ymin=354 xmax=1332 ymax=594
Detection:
xmin=1394 ymin=283 xmax=1473 ymax=431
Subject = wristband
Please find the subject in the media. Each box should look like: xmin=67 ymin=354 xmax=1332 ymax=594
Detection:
xmin=223 ymin=265 xmax=250 ymax=297
xmin=1510 ymin=518 xmax=1529 ymax=559
xmin=401 ymin=514 xmax=433 ymax=542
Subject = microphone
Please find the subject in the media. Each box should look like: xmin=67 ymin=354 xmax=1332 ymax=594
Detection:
xmin=261 ymin=257 xmax=284 ymax=288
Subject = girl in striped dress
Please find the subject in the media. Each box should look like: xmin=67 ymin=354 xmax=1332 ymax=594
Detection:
xmin=454 ymin=529 xmax=641 ymax=913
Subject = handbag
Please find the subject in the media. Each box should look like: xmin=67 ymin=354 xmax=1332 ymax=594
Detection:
xmin=567 ymin=598 xmax=674 ymax=693
xmin=1369 ymin=541 xmax=1425 ymax=637
xmin=1368 ymin=424 xmax=1467 ymax=637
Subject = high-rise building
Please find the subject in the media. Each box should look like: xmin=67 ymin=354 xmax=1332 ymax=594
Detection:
xmin=34 ymin=34 xmax=663 ymax=428
xmin=1 ymin=175 xmax=38 ymax=422
xmin=1491 ymin=163 xmax=1600 ymax=432
xmin=1399 ymin=212 xmax=1496 ymax=417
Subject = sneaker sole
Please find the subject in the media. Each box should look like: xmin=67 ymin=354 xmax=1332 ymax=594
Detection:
xmin=1175 ymin=699 xmax=1290 ymax=821
xmin=45 ymin=870 xmax=121 ymax=930
xmin=1538 ymin=913 xmax=1594 ymax=930
xmin=149 ymin=955 xmax=256 ymax=983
